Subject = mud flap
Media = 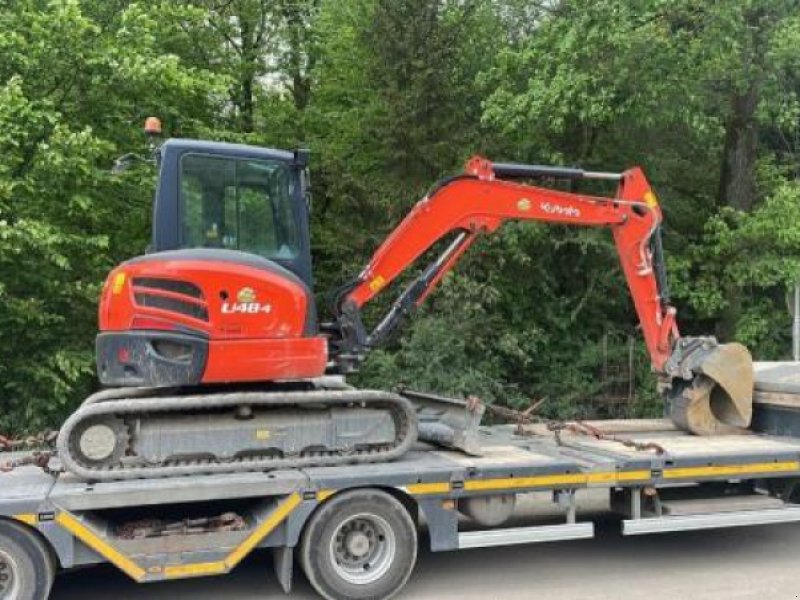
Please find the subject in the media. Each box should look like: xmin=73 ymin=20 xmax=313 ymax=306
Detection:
xmin=666 ymin=340 xmax=754 ymax=436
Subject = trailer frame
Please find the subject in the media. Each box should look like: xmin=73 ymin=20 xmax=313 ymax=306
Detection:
xmin=4 ymin=386 xmax=800 ymax=600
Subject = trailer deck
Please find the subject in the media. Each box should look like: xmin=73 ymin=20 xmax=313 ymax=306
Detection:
xmin=4 ymin=363 xmax=800 ymax=599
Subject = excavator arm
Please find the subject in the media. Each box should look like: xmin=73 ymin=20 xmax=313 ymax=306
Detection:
xmin=333 ymin=156 xmax=754 ymax=436
xmin=336 ymin=157 xmax=674 ymax=365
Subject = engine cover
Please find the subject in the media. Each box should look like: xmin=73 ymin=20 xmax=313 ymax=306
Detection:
xmin=97 ymin=249 xmax=328 ymax=386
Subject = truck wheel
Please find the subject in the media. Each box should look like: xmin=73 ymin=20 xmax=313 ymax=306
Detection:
xmin=0 ymin=520 xmax=55 ymax=600
xmin=300 ymin=490 xmax=417 ymax=600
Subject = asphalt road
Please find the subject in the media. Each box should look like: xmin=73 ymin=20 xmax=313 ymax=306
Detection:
xmin=51 ymin=493 xmax=800 ymax=600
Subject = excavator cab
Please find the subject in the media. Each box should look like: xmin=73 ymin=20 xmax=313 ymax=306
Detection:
xmin=150 ymin=139 xmax=314 ymax=287
xmin=96 ymin=138 xmax=327 ymax=389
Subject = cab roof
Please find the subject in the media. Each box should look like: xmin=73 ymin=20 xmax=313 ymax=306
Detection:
xmin=160 ymin=138 xmax=296 ymax=163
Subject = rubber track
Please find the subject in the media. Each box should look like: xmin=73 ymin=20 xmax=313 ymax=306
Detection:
xmin=57 ymin=389 xmax=417 ymax=481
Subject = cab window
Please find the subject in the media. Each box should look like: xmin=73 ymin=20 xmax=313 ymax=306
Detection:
xmin=180 ymin=154 xmax=299 ymax=260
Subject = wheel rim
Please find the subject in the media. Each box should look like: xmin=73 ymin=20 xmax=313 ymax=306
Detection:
xmin=79 ymin=423 xmax=118 ymax=461
xmin=71 ymin=417 xmax=128 ymax=468
xmin=0 ymin=549 xmax=20 ymax=600
xmin=329 ymin=513 xmax=396 ymax=585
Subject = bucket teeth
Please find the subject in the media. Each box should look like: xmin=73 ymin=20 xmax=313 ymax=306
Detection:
xmin=665 ymin=339 xmax=754 ymax=436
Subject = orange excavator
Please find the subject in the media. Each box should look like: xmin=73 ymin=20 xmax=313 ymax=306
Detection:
xmin=56 ymin=120 xmax=754 ymax=480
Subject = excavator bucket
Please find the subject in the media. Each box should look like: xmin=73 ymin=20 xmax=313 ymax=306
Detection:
xmin=666 ymin=339 xmax=754 ymax=436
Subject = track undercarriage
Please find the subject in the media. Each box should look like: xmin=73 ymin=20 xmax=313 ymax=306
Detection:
xmin=56 ymin=385 xmax=417 ymax=481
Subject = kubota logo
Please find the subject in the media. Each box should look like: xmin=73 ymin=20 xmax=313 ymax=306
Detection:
xmin=540 ymin=201 xmax=581 ymax=218
xmin=237 ymin=287 xmax=257 ymax=303
xmin=222 ymin=287 xmax=272 ymax=315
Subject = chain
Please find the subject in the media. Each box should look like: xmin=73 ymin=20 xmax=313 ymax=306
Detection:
xmin=549 ymin=420 xmax=665 ymax=455
xmin=485 ymin=400 xmax=665 ymax=455
xmin=0 ymin=431 xmax=58 ymax=452
xmin=0 ymin=431 xmax=59 ymax=474
xmin=0 ymin=451 xmax=55 ymax=474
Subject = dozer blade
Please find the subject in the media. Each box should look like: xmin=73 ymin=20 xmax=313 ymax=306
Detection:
xmin=395 ymin=388 xmax=486 ymax=455
xmin=665 ymin=338 xmax=754 ymax=436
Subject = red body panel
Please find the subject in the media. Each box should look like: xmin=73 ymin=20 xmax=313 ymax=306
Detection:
xmin=99 ymin=258 xmax=328 ymax=382
xmin=203 ymin=337 xmax=327 ymax=382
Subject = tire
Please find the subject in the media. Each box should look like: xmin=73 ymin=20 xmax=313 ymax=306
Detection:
xmin=0 ymin=520 xmax=55 ymax=600
xmin=300 ymin=490 xmax=417 ymax=600
xmin=4 ymin=521 xmax=55 ymax=597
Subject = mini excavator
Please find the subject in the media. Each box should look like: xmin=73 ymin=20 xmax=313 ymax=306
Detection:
xmin=56 ymin=119 xmax=754 ymax=480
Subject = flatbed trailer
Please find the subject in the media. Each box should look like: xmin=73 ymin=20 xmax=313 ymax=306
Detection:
xmin=3 ymin=362 xmax=800 ymax=600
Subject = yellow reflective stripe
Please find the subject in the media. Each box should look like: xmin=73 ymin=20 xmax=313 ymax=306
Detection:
xmin=663 ymin=461 xmax=800 ymax=480
xmin=464 ymin=470 xmax=650 ymax=492
xmin=406 ymin=482 xmax=451 ymax=495
xmin=223 ymin=492 xmax=302 ymax=570
xmin=55 ymin=512 xmax=146 ymax=582
xmin=413 ymin=461 xmax=800 ymax=494
xmin=404 ymin=470 xmax=652 ymax=495
xmin=13 ymin=514 xmax=38 ymax=526
xmin=587 ymin=470 xmax=651 ymax=484
xmin=329 ymin=471 xmax=649 ymax=497
xmin=465 ymin=473 xmax=584 ymax=491
xmin=163 ymin=562 xmax=226 ymax=578
xmin=316 ymin=489 xmax=335 ymax=502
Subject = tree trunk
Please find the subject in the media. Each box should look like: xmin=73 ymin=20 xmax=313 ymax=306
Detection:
xmin=718 ymin=86 xmax=760 ymax=214
xmin=284 ymin=2 xmax=311 ymax=111
xmin=714 ymin=11 xmax=766 ymax=342
xmin=239 ymin=15 xmax=255 ymax=133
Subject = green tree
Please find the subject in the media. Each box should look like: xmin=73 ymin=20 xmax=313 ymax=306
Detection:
xmin=3 ymin=0 xmax=800 ymax=434
xmin=0 ymin=0 xmax=226 ymax=431
xmin=307 ymin=0 xmax=503 ymax=292
xmin=481 ymin=0 xmax=800 ymax=374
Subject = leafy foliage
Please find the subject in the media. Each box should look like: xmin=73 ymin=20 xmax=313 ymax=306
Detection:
xmin=0 ymin=0 xmax=226 ymax=431
xmin=2 ymin=0 xmax=800 ymax=432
